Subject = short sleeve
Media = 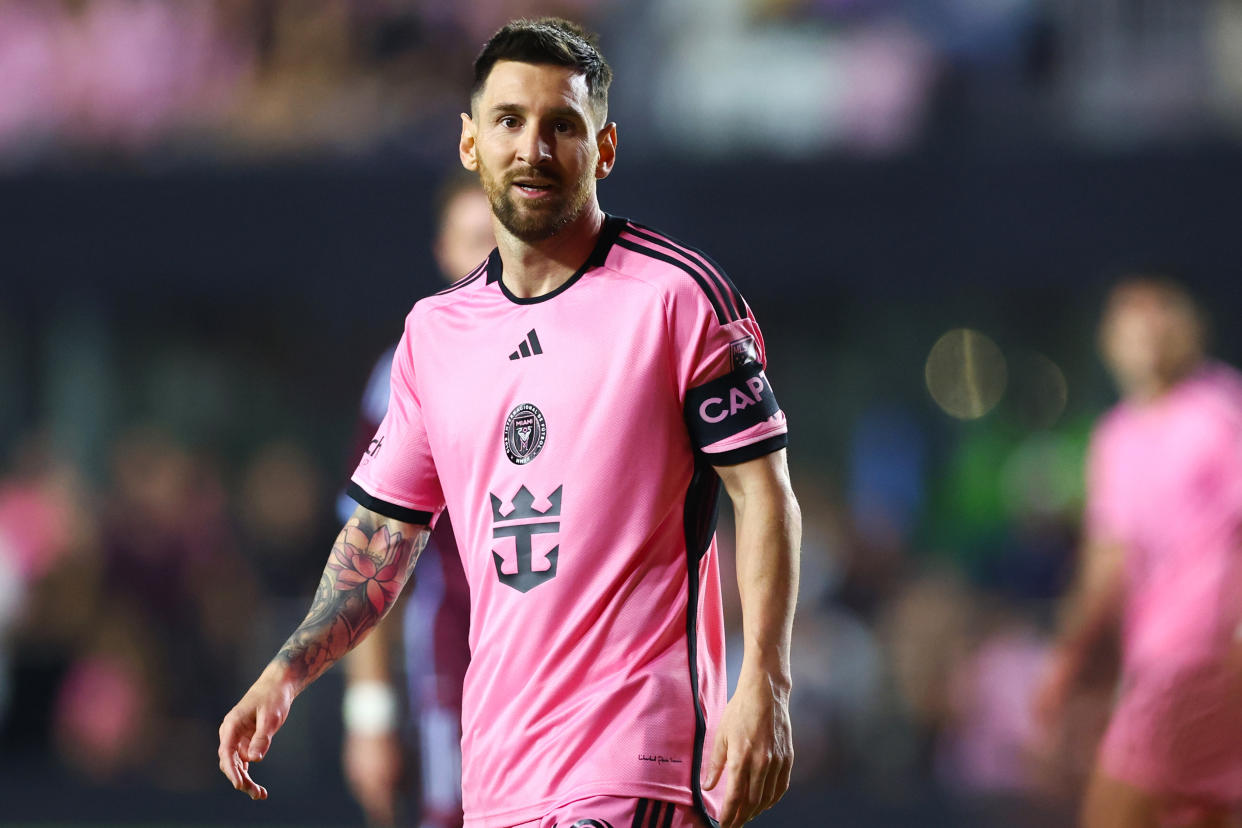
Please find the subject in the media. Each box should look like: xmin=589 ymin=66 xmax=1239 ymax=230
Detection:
xmin=360 ymin=345 xmax=396 ymax=426
xmin=348 ymin=319 xmax=444 ymax=524
xmin=668 ymin=265 xmax=789 ymax=466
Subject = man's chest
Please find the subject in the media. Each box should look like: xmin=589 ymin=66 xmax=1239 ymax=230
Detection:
xmin=411 ymin=292 xmax=679 ymax=466
xmin=1111 ymin=414 xmax=1231 ymax=541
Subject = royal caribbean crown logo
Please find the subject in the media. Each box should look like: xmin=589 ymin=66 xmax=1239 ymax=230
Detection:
xmin=489 ymin=485 xmax=562 ymax=593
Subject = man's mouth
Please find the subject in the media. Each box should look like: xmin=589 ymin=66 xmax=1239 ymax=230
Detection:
xmin=511 ymin=178 xmax=557 ymax=198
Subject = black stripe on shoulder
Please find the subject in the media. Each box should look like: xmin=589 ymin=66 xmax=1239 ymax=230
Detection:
xmin=434 ymin=259 xmax=488 ymax=296
xmin=623 ymin=225 xmax=739 ymax=322
xmin=703 ymin=433 xmax=788 ymax=467
xmin=626 ymin=222 xmax=745 ymax=321
xmin=346 ymin=481 xmax=434 ymax=524
xmin=616 ymin=237 xmax=732 ymax=325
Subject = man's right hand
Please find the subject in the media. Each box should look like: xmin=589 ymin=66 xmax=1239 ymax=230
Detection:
xmin=218 ymin=665 xmax=296 ymax=800
xmin=217 ymin=508 xmax=428 ymax=801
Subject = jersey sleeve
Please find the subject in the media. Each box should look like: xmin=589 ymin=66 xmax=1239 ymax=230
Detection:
xmin=335 ymin=345 xmax=399 ymax=524
xmin=347 ymin=316 xmax=445 ymax=525
xmin=668 ymin=268 xmax=789 ymax=466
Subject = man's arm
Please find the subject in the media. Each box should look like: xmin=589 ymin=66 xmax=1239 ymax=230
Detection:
xmin=704 ymin=448 xmax=801 ymax=828
xmin=1034 ymin=537 xmax=1125 ymax=726
xmin=218 ymin=505 xmax=429 ymax=801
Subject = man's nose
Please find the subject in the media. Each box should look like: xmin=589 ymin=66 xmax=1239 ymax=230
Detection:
xmin=516 ymin=125 xmax=552 ymax=164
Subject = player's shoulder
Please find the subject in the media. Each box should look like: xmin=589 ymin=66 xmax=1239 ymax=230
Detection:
xmin=399 ymin=257 xmax=493 ymax=337
xmin=1187 ymin=362 xmax=1242 ymax=430
xmin=1091 ymin=403 xmax=1130 ymax=447
xmin=608 ymin=217 xmax=749 ymax=325
xmin=413 ymin=256 xmax=494 ymax=315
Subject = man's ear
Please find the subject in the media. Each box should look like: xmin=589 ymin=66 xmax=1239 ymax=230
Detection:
xmin=596 ymin=122 xmax=617 ymax=179
xmin=459 ymin=113 xmax=478 ymax=171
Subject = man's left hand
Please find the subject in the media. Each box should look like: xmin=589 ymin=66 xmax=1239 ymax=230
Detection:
xmin=702 ymin=667 xmax=794 ymax=828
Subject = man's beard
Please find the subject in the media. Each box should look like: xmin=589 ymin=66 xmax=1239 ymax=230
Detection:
xmin=479 ymin=162 xmax=594 ymax=243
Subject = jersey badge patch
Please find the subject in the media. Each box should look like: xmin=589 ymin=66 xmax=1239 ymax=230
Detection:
xmin=730 ymin=335 xmax=759 ymax=370
xmin=504 ymin=402 xmax=546 ymax=465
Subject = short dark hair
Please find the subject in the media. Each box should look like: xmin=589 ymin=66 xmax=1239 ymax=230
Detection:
xmin=471 ymin=18 xmax=612 ymax=122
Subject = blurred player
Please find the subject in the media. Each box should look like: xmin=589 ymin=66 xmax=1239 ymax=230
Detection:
xmin=219 ymin=17 xmax=800 ymax=828
xmin=1037 ymin=277 xmax=1242 ymax=828
xmin=339 ymin=174 xmax=493 ymax=828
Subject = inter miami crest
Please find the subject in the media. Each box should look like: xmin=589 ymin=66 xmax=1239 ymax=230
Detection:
xmin=504 ymin=402 xmax=546 ymax=465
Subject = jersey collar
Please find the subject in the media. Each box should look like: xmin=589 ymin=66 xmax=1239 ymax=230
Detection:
xmin=486 ymin=213 xmax=628 ymax=305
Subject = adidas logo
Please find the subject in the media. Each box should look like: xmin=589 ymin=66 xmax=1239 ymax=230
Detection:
xmin=508 ymin=329 xmax=544 ymax=360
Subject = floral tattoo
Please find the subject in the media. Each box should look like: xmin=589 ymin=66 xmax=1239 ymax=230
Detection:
xmin=276 ymin=507 xmax=428 ymax=687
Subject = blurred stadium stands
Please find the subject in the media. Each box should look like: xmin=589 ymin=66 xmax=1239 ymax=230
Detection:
xmin=2 ymin=0 xmax=1241 ymax=825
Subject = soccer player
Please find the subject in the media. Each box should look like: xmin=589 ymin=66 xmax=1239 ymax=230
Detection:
xmin=218 ymin=18 xmax=800 ymax=828
xmin=339 ymin=174 xmax=492 ymax=828
xmin=1036 ymin=277 xmax=1242 ymax=828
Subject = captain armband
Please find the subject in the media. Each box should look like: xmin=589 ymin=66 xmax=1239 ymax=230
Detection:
xmin=685 ymin=362 xmax=781 ymax=450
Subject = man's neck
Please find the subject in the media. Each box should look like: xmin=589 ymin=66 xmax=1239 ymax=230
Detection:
xmin=1124 ymin=358 xmax=1203 ymax=404
xmin=494 ymin=204 xmax=605 ymax=299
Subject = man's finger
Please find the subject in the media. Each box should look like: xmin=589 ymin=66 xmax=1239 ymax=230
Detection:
xmin=718 ymin=758 xmax=748 ymax=828
xmin=232 ymin=753 xmax=268 ymax=800
xmin=758 ymin=753 xmax=783 ymax=815
xmin=218 ymin=748 xmax=239 ymax=788
xmin=244 ymin=707 xmax=279 ymax=762
xmin=702 ymin=731 xmax=728 ymax=791
xmin=746 ymin=752 xmax=770 ymax=818
xmin=218 ymin=715 xmax=268 ymax=802
xmin=244 ymin=730 xmax=272 ymax=763
xmin=218 ymin=719 xmax=245 ymax=788
xmin=774 ymin=750 xmax=793 ymax=807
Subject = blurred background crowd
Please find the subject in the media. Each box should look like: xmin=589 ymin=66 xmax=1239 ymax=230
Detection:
xmin=2 ymin=0 xmax=1241 ymax=825
xmin=1 ymin=0 xmax=1242 ymax=163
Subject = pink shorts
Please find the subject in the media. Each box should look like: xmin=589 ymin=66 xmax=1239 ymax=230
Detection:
xmin=508 ymin=796 xmax=710 ymax=828
xmin=1101 ymin=657 xmax=1242 ymax=809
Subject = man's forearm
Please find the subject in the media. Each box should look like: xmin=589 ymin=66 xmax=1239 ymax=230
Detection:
xmin=710 ymin=448 xmax=801 ymax=828
xmin=732 ymin=478 xmax=801 ymax=685
xmin=274 ymin=506 xmax=428 ymax=693
xmin=344 ymin=606 xmax=400 ymax=685
xmin=1051 ymin=539 xmax=1125 ymax=679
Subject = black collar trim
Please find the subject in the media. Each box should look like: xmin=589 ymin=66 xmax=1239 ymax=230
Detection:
xmin=487 ymin=213 xmax=628 ymax=305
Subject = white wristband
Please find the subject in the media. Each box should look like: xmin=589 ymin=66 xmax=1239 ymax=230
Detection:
xmin=343 ymin=680 xmax=399 ymax=735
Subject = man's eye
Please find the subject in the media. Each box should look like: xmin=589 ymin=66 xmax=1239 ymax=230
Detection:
xmin=500 ymin=116 xmax=520 ymax=128
xmin=554 ymin=121 xmax=573 ymax=133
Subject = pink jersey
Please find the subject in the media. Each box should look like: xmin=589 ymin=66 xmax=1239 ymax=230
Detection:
xmin=1087 ymin=363 xmax=1242 ymax=801
xmin=349 ymin=215 xmax=788 ymax=828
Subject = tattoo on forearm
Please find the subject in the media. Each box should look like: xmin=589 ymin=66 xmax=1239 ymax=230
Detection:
xmin=276 ymin=507 xmax=428 ymax=687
